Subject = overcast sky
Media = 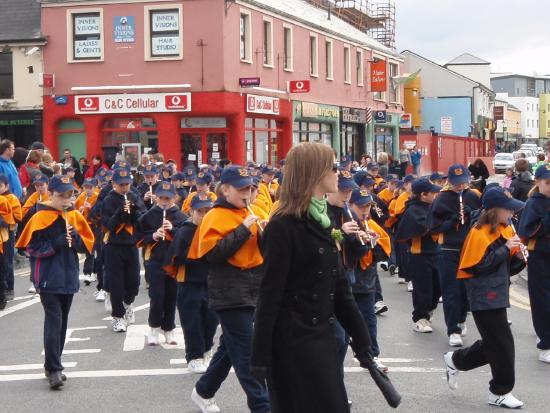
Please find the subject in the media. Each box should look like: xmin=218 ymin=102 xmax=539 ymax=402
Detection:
xmin=395 ymin=0 xmax=550 ymax=75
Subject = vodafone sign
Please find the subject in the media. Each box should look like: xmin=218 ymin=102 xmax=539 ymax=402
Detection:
xmin=289 ymin=80 xmax=310 ymax=93
xmin=75 ymin=93 xmax=191 ymax=114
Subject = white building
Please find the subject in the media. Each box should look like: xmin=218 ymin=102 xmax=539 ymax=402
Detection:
xmin=496 ymin=93 xmax=539 ymax=140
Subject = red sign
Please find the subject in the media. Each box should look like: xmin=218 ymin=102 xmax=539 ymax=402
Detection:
xmin=370 ymin=60 xmax=387 ymax=92
xmin=75 ymin=93 xmax=191 ymax=114
xmin=165 ymin=94 xmax=189 ymax=110
xmin=42 ymin=73 xmax=55 ymax=88
xmin=77 ymin=97 xmax=100 ymax=112
xmin=493 ymin=106 xmax=504 ymax=121
xmin=246 ymin=94 xmax=280 ymax=115
xmin=289 ymin=80 xmax=310 ymax=93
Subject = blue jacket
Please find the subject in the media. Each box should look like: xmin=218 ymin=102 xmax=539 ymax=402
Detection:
xmin=0 ymin=157 xmax=22 ymax=199
xmin=517 ymin=192 xmax=550 ymax=253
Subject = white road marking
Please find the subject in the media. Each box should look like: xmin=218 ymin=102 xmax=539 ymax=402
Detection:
xmin=170 ymin=359 xmax=187 ymax=365
xmin=68 ymin=326 xmax=108 ymax=332
xmin=41 ymin=349 xmax=101 ymax=355
xmin=510 ymin=287 xmax=531 ymax=311
xmin=12 ymin=294 xmax=36 ymax=301
xmin=345 ymin=366 xmax=444 ymax=373
xmin=353 ymin=358 xmax=429 ymax=364
xmin=102 ymin=303 xmax=150 ymax=321
xmin=0 ymin=296 xmax=41 ymax=318
xmin=66 ymin=337 xmax=90 ymax=342
xmin=0 ymin=362 xmax=77 ymax=372
xmin=123 ymin=325 xmax=185 ymax=351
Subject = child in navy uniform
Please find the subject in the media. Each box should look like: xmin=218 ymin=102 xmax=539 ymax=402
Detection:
xmin=139 ymin=181 xmax=187 ymax=345
xmin=16 ymin=176 xmax=94 ymax=389
xmin=137 ymin=164 xmax=161 ymax=210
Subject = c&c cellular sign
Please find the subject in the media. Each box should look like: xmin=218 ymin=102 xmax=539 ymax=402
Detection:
xmin=75 ymin=93 xmax=191 ymax=114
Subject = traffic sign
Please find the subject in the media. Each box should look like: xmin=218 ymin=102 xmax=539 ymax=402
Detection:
xmin=289 ymin=80 xmax=310 ymax=93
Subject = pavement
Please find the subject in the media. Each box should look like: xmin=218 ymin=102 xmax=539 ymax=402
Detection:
xmin=0 ymin=258 xmax=547 ymax=413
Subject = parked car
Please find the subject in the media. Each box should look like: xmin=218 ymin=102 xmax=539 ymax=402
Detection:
xmin=513 ymin=150 xmax=537 ymax=167
xmin=493 ymin=152 xmax=515 ymax=174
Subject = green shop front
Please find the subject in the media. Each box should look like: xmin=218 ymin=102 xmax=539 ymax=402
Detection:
xmin=368 ymin=110 xmax=402 ymax=160
xmin=0 ymin=110 xmax=42 ymax=149
xmin=292 ymin=101 xmax=340 ymax=153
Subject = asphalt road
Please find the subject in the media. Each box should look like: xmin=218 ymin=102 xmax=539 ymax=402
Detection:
xmin=0 ymin=258 xmax=546 ymax=413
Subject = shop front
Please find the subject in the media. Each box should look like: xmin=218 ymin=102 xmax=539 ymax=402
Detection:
xmin=371 ymin=109 xmax=401 ymax=160
xmin=0 ymin=110 xmax=42 ymax=149
xmin=42 ymin=92 xmax=292 ymax=168
xmin=340 ymin=107 xmax=367 ymax=161
xmin=292 ymin=101 xmax=340 ymax=154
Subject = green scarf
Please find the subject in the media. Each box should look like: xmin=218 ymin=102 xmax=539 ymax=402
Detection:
xmin=308 ymin=197 xmax=331 ymax=229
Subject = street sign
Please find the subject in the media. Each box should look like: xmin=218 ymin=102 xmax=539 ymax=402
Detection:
xmin=239 ymin=77 xmax=261 ymax=87
xmin=289 ymin=80 xmax=310 ymax=93
xmin=374 ymin=110 xmax=387 ymax=123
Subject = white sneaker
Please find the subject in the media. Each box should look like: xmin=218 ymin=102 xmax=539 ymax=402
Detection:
xmin=458 ymin=322 xmax=467 ymax=337
xmin=488 ymin=392 xmax=523 ymax=409
xmin=95 ymin=290 xmax=106 ymax=302
xmin=443 ymin=352 xmax=459 ymax=390
xmin=539 ymin=349 xmax=550 ymax=363
xmin=104 ymin=293 xmax=112 ymax=313
xmin=112 ymin=317 xmax=127 ymax=333
xmin=413 ymin=319 xmax=433 ymax=333
xmin=147 ymin=327 xmax=160 ymax=345
xmin=373 ymin=357 xmax=389 ymax=373
xmin=397 ymin=277 xmax=406 ymax=284
xmin=407 ymin=281 xmax=413 ymax=292
xmin=428 ymin=311 xmax=434 ymax=323
xmin=83 ymin=274 xmax=96 ymax=285
xmin=438 ymin=296 xmax=443 ymax=303
xmin=163 ymin=329 xmax=177 ymax=345
xmin=374 ymin=300 xmax=388 ymax=315
xmin=188 ymin=359 xmax=208 ymax=374
xmin=28 ymin=284 xmax=36 ymax=294
xmin=380 ymin=262 xmax=389 ymax=271
xmin=203 ymin=350 xmax=213 ymax=367
xmin=191 ymin=387 xmax=220 ymax=413
xmin=449 ymin=333 xmax=463 ymax=347
xmin=124 ymin=304 xmax=135 ymax=325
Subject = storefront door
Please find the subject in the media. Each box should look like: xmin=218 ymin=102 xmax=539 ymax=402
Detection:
xmin=207 ymin=133 xmax=227 ymax=163
xmin=181 ymin=131 xmax=228 ymax=168
xmin=181 ymin=133 xmax=202 ymax=168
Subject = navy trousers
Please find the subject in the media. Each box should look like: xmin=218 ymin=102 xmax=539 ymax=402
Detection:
xmin=40 ymin=292 xmax=73 ymax=373
xmin=5 ymin=230 xmax=15 ymax=290
xmin=147 ymin=260 xmax=177 ymax=331
xmin=410 ymin=253 xmax=441 ymax=322
xmin=438 ymin=249 xmax=468 ymax=336
xmin=103 ymin=244 xmax=140 ymax=318
xmin=354 ymin=292 xmax=380 ymax=356
xmin=527 ymin=252 xmax=550 ymax=350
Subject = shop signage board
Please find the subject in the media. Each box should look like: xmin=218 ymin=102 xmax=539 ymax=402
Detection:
xmin=181 ymin=118 xmax=227 ymax=128
xmin=399 ymin=113 xmax=412 ymax=128
xmin=297 ymin=102 xmax=339 ymax=119
xmin=113 ymin=16 xmax=135 ymax=43
xmin=74 ymin=15 xmax=101 ymax=35
xmin=289 ymin=80 xmax=310 ymax=93
xmin=441 ymin=116 xmax=453 ymax=134
xmin=493 ymin=106 xmax=504 ymax=121
xmin=239 ymin=77 xmax=260 ymax=87
xmin=370 ymin=59 xmax=387 ymax=92
xmin=341 ymin=107 xmax=367 ymax=123
xmin=74 ymin=15 xmax=102 ymax=59
xmin=75 ymin=93 xmax=191 ymax=114
xmin=151 ymin=10 xmax=180 ymax=56
xmin=246 ymin=94 xmax=280 ymax=115
xmin=374 ymin=110 xmax=387 ymax=123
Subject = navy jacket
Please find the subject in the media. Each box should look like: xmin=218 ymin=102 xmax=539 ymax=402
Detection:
xmin=100 ymin=190 xmax=145 ymax=245
xmin=517 ymin=192 xmax=550 ymax=253
xmin=166 ymin=220 xmax=210 ymax=283
xmin=395 ymin=198 xmax=440 ymax=255
xmin=137 ymin=181 xmax=161 ymax=210
xmin=327 ymin=203 xmax=368 ymax=270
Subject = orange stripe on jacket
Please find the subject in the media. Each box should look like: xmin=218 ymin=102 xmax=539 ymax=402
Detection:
xmin=360 ymin=219 xmax=391 ymax=270
xmin=22 ymin=192 xmax=49 ymax=218
xmin=188 ymin=206 xmax=263 ymax=270
xmin=378 ymin=188 xmax=394 ymax=205
xmin=74 ymin=191 xmax=99 ymax=221
xmin=2 ymin=193 xmax=22 ymax=225
xmin=457 ymin=224 xmax=518 ymax=279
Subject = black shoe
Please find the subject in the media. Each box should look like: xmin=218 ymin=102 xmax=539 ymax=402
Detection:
xmin=388 ymin=265 xmax=396 ymax=276
xmin=45 ymin=370 xmax=67 ymax=381
xmin=5 ymin=290 xmax=14 ymax=301
xmin=0 ymin=299 xmax=6 ymax=311
xmin=48 ymin=371 xmax=64 ymax=389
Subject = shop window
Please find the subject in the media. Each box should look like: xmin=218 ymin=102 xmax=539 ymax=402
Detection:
xmin=240 ymin=11 xmax=252 ymax=63
xmin=102 ymin=117 xmax=157 ymax=165
xmin=325 ymin=39 xmax=333 ymax=80
xmin=389 ymin=62 xmax=399 ymax=102
xmin=263 ymin=18 xmax=273 ymax=67
xmin=146 ymin=6 xmax=182 ymax=59
xmin=245 ymin=118 xmax=280 ymax=165
xmin=58 ymin=119 xmax=86 ymax=162
xmin=0 ymin=52 xmax=13 ymax=99
xmin=356 ymin=49 xmax=364 ymax=86
xmin=69 ymin=10 xmax=103 ymax=62
xmin=283 ymin=25 xmax=293 ymax=71
xmin=344 ymin=45 xmax=351 ymax=84
xmin=309 ymin=34 xmax=318 ymax=77
xmin=293 ymin=121 xmax=332 ymax=147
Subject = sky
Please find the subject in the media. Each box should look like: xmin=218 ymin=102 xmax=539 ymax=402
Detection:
xmin=395 ymin=0 xmax=550 ymax=76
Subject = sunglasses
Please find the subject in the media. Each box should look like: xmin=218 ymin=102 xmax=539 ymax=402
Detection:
xmin=332 ymin=163 xmax=339 ymax=173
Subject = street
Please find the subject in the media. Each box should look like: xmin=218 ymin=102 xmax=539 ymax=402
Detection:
xmin=0 ymin=261 xmax=546 ymax=413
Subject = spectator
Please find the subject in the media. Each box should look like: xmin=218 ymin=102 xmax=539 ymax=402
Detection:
xmin=0 ymin=139 xmax=23 ymax=199
xmin=410 ymin=145 xmax=422 ymax=175
xmin=398 ymin=144 xmax=412 ymax=179
xmin=376 ymin=151 xmax=389 ymax=179
xmin=80 ymin=157 xmax=89 ymax=177
xmin=84 ymin=154 xmax=108 ymax=179
xmin=509 ymin=158 xmax=534 ymax=201
xmin=39 ymin=153 xmax=55 ymax=178
xmin=29 ymin=141 xmax=45 ymax=155
xmin=468 ymin=158 xmax=490 ymax=192
xmin=360 ymin=153 xmax=372 ymax=169
xmin=12 ymin=147 xmax=28 ymax=170
xmin=503 ymin=167 xmax=514 ymax=189
xmin=60 ymin=148 xmax=82 ymax=185
xmin=19 ymin=150 xmax=42 ymax=191
xmin=534 ymin=153 xmax=546 ymax=171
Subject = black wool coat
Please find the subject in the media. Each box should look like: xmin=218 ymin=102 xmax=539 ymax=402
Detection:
xmin=251 ymin=214 xmax=372 ymax=413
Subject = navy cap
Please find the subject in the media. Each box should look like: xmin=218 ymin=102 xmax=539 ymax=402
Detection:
xmin=261 ymin=165 xmax=275 ymax=175
xmin=82 ymin=177 xmax=97 ymax=187
xmin=430 ymin=172 xmax=445 ymax=181
xmin=251 ymin=175 xmax=261 ymax=187
xmin=143 ymin=164 xmax=158 ymax=176
xmin=447 ymin=164 xmax=470 ymax=185
xmin=48 ymin=175 xmax=74 ymax=193
xmin=367 ymin=162 xmax=379 ymax=171
xmin=191 ymin=193 xmax=214 ymax=210
xmin=403 ymin=174 xmax=416 ymax=184
xmin=33 ymin=173 xmax=49 ymax=185
xmin=113 ymin=160 xmax=131 ymax=172
xmin=112 ymin=168 xmax=133 ymax=184
xmin=221 ymin=166 xmax=253 ymax=189
xmin=412 ymin=179 xmax=441 ymax=194
xmin=196 ymin=172 xmax=213 ymax=186
xmin=350 ymin=188 xmax=376 ymax=206
xmin=395 ymin=180 xmax=404 ymax=189
xmin=155 ymin=181 xmax=176 ymax=198
xmin=482 ymin=187 xmax=524 ymax=211
xmin=338 ymin=169 xmax=358 ymax=191
xmin=339 ymin=155 xmax=352 ymax=167
xmin=170 ymin=172 xmax=185 ymax=181
xmin=387 ymin=174 xmax=399 ymax=182
xmin=184 ymin=166 xmax=197 ymax=180
xmin=353 ymin=171 xmax=375 ymax=188
xmin=208 ymin=158 xmax=218 ymax=166
xmin=534 ymin=163 xmax=550 ymax=179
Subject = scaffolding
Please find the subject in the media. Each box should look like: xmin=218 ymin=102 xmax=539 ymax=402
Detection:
xmin=304 ymin=0 xmax=396 ymax=50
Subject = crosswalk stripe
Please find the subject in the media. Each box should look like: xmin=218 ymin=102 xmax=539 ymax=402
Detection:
xmin=0 ymin=296 xmax=41 ymax=318
xmin=0 ymin=362 xmax=77 ymax=372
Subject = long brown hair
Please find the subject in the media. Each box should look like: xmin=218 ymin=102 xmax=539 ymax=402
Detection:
xmin=474 ymin=208 xmax=500 ymax=233
xmin=275 ymin=142 xmax=334 ymax=218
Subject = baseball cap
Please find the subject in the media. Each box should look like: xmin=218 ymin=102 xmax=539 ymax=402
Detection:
xmin=338 ymin=169 xmax=358 ymax=191
xmin=353 ymin=171 xmax=375 ymax=188
xmin=48 ymin=175 xmax=74 ymax=193
xmin=155 ymin=181 xmax=176 ymax=198
xmin=430 ymin=172 xmax=445 ymax=181
xmin=261 ymin=165 xmax=275 ymax=175
xmin=447 ymin=164 xmax=470 ymax=185
xmin=191 ymin=193 xmax=214 ymax=210
xmin=221 ymin=166 xmax=253 ymax=189
xmin=339 ymin=155 xmax=352 ymax=167
xmin=367 ymin=162 xmax=379 ymax=171
xmin=30 ymin=141 xmax=45 ymax=151
xmin=350 ymin=188 xmax=376 ymax=206
xmin=33 ymin=173 xmax=49 ymax=185
xmin=534 ymin=163 xmax=550 ymax=179
xmin=0 ymin=174 xmax=8 ymax=186
xmin=196 ymin=172 xmax=213 ymax=186
xmin=82 ymin=177 xmax=97 ymax=187
xmin=170 ymin=172 xmax=185 ymax=181
xmin=403 ymin=174 xmax=416 ymax=184
xmin=113 ymin=160 xmax=131 ymax=172
xmin=143 ymin=164 xmax=158 ymax=176
xmin=112 ymin=169 xmax=133 ymax=184
xmin=412 ymin=179 xmax=441 ymax=194
xmin=482 ymin=187 xmax=524 ymax=211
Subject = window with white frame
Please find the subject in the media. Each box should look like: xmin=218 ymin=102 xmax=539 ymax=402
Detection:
xmin=149 ymin=8 xmax=181 ymax=58
xmin=344 ymin=45 xmax=351 ymax=84
xmin=325 ymin=39 xmax=333 ymax=79
xmin=0 ymin=52 xmax=13 ymax=98
xmin=263 ymin=19 xmax=273 ymax=66
xmin=389 ymin=62 xmax=399 ymax=102
xmin=240 ymin=11 xmax=252 ymax=62
xmin=356 ymin=49 xmax=364 ymax=86
xmin=309 ymin=34 xmax=318 ymax=77
xmin=283 ymin=25 xmax=293 ymax=71
xmin=71 ymin=11 xmax=102 ymax=61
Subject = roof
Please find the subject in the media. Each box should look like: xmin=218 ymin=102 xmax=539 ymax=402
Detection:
xmin=0 ymin=0 xmax=43 ymax=42
xmin=241 ymin=0 xmax=399 ymax=57
xmin=401 ymin=49 xmax=495 ymax=96
xmin=445 ymin=53 xmax=490 ymax=66
xmin=491 ymin=72 xmax=550 ymax=80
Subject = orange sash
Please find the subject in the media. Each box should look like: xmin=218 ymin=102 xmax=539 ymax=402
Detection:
xmin=188 ymin=206 xmax=263 ymax=269
xmin=22 ymin=192 xmax=49 ymax=218
xmin=16 ymin=206 xmax=94 ymax=254
xmin=2 ymin=193 xmax=22 ymax=225
xmin=360 ymin=219 xmax=392 ymax=270
xmin=378 ymin=188 xmax=394 ymax=205
xmin=74 ymin=191 xmax=99 ymax=221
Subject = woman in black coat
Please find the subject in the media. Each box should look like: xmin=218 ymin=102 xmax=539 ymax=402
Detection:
xmin=468 ymin=158 xmax=490 ymax=192
xmin=251 ymin=142 xmax=373 ymax=413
